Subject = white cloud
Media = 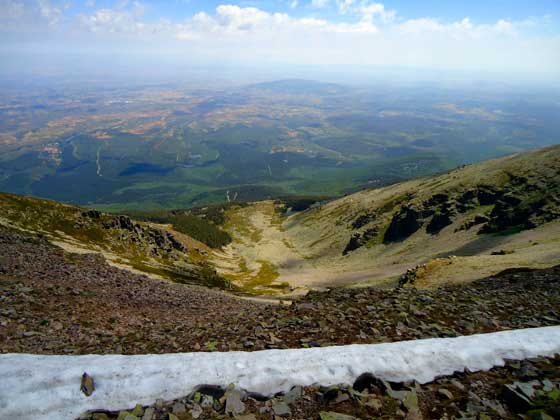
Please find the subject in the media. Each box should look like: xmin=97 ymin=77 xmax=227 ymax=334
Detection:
xmin=311 ymin=0 xmax=329 ymax=8
xmin=337 ymin=0 xmax=354 ymax=13
xmin=169 ymin=6 xmax=559 ymax=77
xmin=174 ymin=4 xmax=381 ymax=39
xmin=396 ymin=16 xmax=519 ymax=40
xmin=37 ymin=0 xmax=63 ymax=26
xmin=76 ymin=1 xmax=155 ymax=34
xmin=0 ymin=1 xmax=557 ymax=79
xmin=290 ymin=0 xmax=298 ymax=9
xmin=359 ymin=2 xmax=395 ymax=23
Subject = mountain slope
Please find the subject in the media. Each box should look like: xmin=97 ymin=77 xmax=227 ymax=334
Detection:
xmin=1 ymin=145 xmax=559 ymax=294
xmin=2 ymin=224 xmax=559 ymax=355
xmin=215 ymin=145 xmax=560 ymax=292
xmin=0 ymin=192 xmax=228 ymax=288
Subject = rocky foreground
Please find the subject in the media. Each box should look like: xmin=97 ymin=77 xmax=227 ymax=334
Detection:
xmin=81 ymin=355 xmax=560 ymax=420
xmin=1 ymin=226 xmax=560 ymax=419
xmin=1 ymin=226 xmax=560 ymax=355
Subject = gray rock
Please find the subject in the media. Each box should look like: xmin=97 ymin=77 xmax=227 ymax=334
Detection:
xmin=141 ymin=407 xmax=155 ymax=420
xmin=272 ymin=401 xmax=291 ymax=417
xmin=172 ymin=402 xmax=186 ymax=414
xmin=284 ymin=385 xmax=303 ymax=405
xmin=402 ymin=390 xmax=422 ymax=420
xmin=334 ymin=392 xmax=350 ymax=404
xmin=515 ymin=381 xmax=539 ymax=399
xmin=450 ymin=379 xmax=465 ymax=391
xmin=225 ymin=386 xmax=246 ymax=415
xmin=503 ymin=384 xmax=534 ymax=412
xmin=190 ymin=404 xmax=203 ymax=419
xmin=542 ymin=379 xmax=554 ymax=392
xmin=481 ymin=398 xmax=507 ymax=417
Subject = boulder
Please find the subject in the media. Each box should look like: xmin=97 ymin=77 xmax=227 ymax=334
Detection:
xmin=353 ymin=372 xmax=387 ymax=393
xmin=383 ymin=204 xmax=424 ymax=243
xmin=426 ymin=209 xmax=455 ymax=234
xmin=225 ymin=385 xmax=245 ymax=416
xmin=272 ymin=401 xmax=291 ymax=417
xmin=80 ymin=372 xmax=95 ymax=397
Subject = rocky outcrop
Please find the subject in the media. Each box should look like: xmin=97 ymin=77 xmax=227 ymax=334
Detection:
xmin=81 ymin=209 xmax=101 ymax=219
xmin=480 ymin=194 xmax=560 ymax=234
xmin=382 ymin=169 xmax=560 ymax=242
xmin=351 ymin=212 xmax=377 ymax=229
xmin=456 ymin=214 xmax=490 ymax=232
xmin=455 ymin=185 xmax=502 ymax=213
xmin=342 ymin=227 xmax=378 ymax=255
xmin=383 ymin=204 xmax=425 ymax=243
xmin=80 ymin=211 xmax=187 ymax=255
xmin=103 ymin=215 xmax=136 ymax=231
xmin=342 ymin=234 xmax=362 ymax=255
xmin=383 ymin=194 xmax=460 ymax=243
xmin=145 ymin=229 xmax=186 ymax=254
xmin=426 ymin=207 xmax=455 ymax=234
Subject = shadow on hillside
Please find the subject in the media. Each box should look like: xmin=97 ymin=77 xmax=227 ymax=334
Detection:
xmin=435 ymin=233 xmax=511 ymax=258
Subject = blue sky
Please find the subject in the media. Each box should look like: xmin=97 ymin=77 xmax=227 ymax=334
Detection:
xmin=0 ymin=0 xmax=558 ymax=81
xmin=60 ymin=0 xmax=560 ymax=26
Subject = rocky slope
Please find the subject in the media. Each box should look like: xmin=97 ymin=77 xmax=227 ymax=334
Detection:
xmin=0 ymin=192 xmax=228 ymax=288
xmin=1 ymin=226 xmax=559 ymax=355
xmin=1 ymin=226 xmax=559 ymax=419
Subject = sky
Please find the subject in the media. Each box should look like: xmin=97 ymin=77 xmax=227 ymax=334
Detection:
xmin=0 ymin=0 xmax=559 ymax=84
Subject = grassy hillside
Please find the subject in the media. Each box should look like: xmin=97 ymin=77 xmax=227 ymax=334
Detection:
xmin=0 ymin=192 xmax=230 ymax=289
xmin=215 ymin=145 xmax=560 ymax=293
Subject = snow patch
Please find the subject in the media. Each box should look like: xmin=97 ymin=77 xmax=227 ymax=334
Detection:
xmin=1 ymin=326 xmax=560 ymax=419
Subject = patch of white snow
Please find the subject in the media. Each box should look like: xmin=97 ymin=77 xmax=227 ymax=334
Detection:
xmin=1 ymin=326 xmax=559 ymax=419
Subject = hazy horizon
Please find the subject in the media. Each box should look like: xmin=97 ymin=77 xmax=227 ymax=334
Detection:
xmin=1 ymin=0 xmax=559 ymax=87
